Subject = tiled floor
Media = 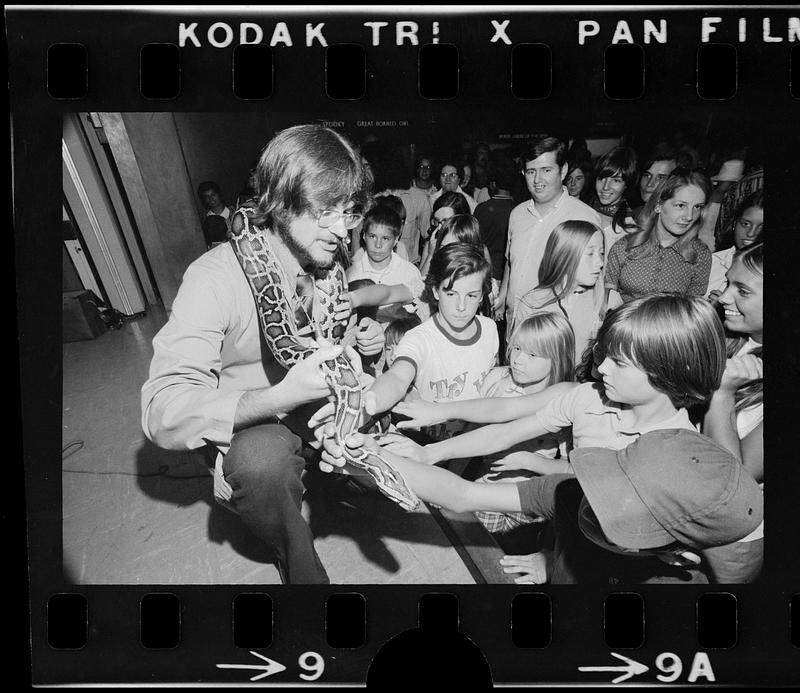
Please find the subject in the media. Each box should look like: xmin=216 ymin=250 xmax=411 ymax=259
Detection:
xmin=61 ymin=307 xmax=476 ymax=584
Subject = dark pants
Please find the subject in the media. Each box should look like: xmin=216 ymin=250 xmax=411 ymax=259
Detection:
xmin=222 ymin=423 xmax=329 ymax=584
xmin=522 ymin=475 xmax=609 ymax=584
xmin=524 ymin=476 xmax=706 ymax=584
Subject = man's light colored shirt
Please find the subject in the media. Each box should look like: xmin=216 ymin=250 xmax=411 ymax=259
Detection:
xmin=141 ymin=242 xmax=361 ymax=454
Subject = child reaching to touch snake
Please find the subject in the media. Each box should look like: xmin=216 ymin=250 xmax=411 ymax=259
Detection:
xmin=318 ymin=295 xmax=762 ymax=584
xmin=358 ymin=242 xmax=500 ymax=443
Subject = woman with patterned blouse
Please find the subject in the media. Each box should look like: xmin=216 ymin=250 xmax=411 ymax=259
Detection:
xmin=604 ymin=168 xmax=712 ymax=306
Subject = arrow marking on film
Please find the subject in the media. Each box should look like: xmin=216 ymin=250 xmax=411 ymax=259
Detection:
xmin=579 ymin=652 xmax=649 ymax=684
xmin=216 ymin=651 xmax=287 ymax=681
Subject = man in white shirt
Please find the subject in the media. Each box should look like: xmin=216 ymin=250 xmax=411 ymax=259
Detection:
xmin=143 ymin=126 xmax=385 ymax=584
xmin=495 ymin=136 xmax=601 ymax=328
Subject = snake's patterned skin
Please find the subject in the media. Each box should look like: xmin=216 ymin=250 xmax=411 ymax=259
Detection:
xmin=229 ymin=211 xmax=420 ymax=512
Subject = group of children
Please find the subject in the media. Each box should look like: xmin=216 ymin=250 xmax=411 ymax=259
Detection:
xmin=316 ymin=159 xmax=765 ymax=585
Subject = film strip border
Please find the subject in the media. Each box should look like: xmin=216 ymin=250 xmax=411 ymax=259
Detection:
xmin=45 ymin=41 xmax=800 ymax=101
xmin=12 ymin=7 xmax=800 ymax=687
xmin=41 ymin=589 xmax=800 ymax=684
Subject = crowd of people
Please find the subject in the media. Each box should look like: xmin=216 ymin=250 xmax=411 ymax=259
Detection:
xmin=144 ymin=124 xmax=763 ymax=585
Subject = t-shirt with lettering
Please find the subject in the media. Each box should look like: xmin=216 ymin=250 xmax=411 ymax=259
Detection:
xmin=393 ymin=313 xmax=498 ymax=440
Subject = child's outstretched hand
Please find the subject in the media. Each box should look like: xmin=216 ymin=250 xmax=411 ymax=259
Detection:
xmin=393 ymin=399 xmax=446 ymax=429
xmin=375 ymin=432 xmax=432 ymax=464
xmin=490 ymin=451 xmax=543 ymax=475
xmin=499 ymin=553 xmax=548 ymax=584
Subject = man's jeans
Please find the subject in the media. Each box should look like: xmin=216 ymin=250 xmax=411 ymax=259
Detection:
xmin=222 ymin=423 xmax=328 ymax=584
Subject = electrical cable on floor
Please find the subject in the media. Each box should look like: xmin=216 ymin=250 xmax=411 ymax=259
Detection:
xmin=61 ymin=440 xmax=211 ymax=479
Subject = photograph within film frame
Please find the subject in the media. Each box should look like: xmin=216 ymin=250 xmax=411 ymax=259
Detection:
xmin=9 ymin=4 xmax=799 ymax=687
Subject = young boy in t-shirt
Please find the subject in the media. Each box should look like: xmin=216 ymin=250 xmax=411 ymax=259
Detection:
xmin=346 ymin=206 xmax=428 ymax=325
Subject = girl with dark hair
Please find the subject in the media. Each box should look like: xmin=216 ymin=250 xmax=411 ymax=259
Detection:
xmin=635 ymin=147 xmax=678 ymax=212
xmin=418 ymin=191 xmax=471 ymax=276
xmin=707 ymin=190 xmax=763 ymax=300
xmin=360 ymin=243 xmax=498 ymax=441
xmin=420 ymin=214 xmax=497 ymax=308
xmin=432 ymin=190 xmax=471 ymax=216
xmin=565 ymin=161 xmax=594 ymax=203
xmin=605 ymin=168 xmax=712 ymax=305
xmin=589 ymin=146 xmax=639 ymax=251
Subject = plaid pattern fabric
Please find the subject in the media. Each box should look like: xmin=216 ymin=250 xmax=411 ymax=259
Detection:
xmin=475 ymin=509 xmax=540 ymax=533
xmin=473 ymin=473 xmax=543 ymax=534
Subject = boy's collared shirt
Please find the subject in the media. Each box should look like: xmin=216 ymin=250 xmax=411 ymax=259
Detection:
xmin=346 ymin=249 xmax=426 ymax=319
xmin=535 ymin=381 xmax=695 ymax=450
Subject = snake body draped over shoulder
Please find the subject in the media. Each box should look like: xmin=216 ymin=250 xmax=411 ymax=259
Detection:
xmin=229 ymin=210 xmax=420 ymax=512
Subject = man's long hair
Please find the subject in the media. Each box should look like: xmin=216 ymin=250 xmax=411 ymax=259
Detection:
xmin=249 ymin=125 xmax=374 ymax=234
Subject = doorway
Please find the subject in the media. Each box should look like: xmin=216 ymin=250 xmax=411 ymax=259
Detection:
xmin=62 ymin=112 xmax=157 ymax=315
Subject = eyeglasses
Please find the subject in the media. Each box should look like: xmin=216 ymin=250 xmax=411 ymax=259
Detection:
xmin=315 ymin=209 xmax=364 ymax=230
xmin=441 ymin=172 xmax=459 ymax=180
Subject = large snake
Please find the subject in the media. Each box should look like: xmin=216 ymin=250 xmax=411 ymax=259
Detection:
xmin=229 ymin=210 xmax=420 ymax=512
